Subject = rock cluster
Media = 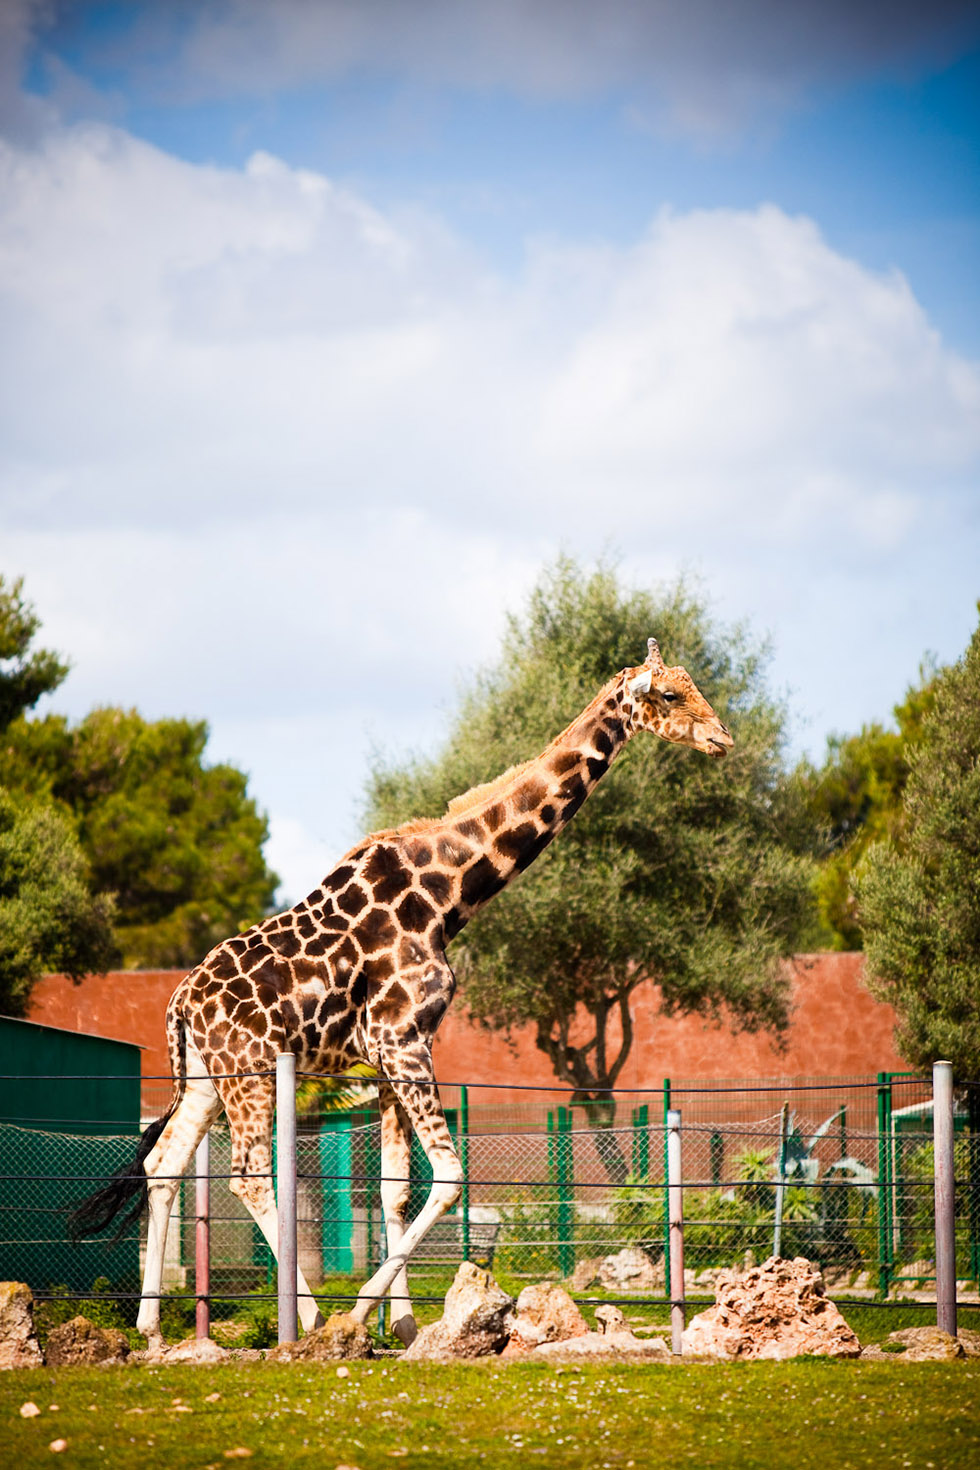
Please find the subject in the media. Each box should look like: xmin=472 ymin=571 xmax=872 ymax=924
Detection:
xmin=682 ymin=1255 xmax=861 ymax=1360
xmin=269 ymin=1314 xmax=372 ymax=1362
xmin=571 ymin=1248 xmax=664 ymax=1294
xmin=405 ymin=1263 xmax=669 ymax=1361
xmin=45 ymin=1316 xmax=130 ymax=1367
xmin=0 ymin=1282 xmax=44 ymax=1370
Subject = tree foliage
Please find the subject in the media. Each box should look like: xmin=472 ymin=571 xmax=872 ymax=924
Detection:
xmin=857 ymin=611 xmax=980 ymax=1077
xmin=0 ymin=789 xmax=117 ymax=1016
xmin=0 ymin=574 xmax=69 ymax=730
xmin=365 ymin=559 xmax=821 ymax=1116
xmin=798 ymin=675 xmax=935 ymax=949
xmin=1 ymin=707 xmax=279 ymax=969
xmin=0 ymin=574 xmax=279 ymax=986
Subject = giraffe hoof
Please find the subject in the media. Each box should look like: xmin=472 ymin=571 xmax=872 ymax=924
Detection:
xmin=392 ymin=1314 xmax=418 ymax=1348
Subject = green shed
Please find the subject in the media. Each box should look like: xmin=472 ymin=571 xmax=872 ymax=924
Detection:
xmin=0 ymin=1016 xmax=142 ymax=1294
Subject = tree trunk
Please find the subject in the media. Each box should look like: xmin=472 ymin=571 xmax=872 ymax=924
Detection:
xmin=534 ymin=984 xmax=637 ymax=1184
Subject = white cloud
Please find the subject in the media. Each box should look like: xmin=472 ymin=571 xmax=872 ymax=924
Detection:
xmin=1 ymin=118 xmax=978 ymax=891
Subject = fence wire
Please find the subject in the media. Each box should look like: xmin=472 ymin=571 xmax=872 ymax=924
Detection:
xmin=1 ymin=1074 xmax=978 ymax=1319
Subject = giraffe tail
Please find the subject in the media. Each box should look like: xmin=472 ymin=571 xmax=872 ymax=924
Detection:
xmin=67 ymin=1106 xmax=177 ymax=1242
xmin=68 ymin=991 xmax=188 ymax=1242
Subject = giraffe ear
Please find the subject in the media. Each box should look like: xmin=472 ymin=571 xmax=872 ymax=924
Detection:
xmin=629 ymin=668 xmax=653 ymax=695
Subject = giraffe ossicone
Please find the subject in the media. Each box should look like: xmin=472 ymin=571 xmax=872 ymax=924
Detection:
xmin=70 ymin=639 xmax=732 ymax=1348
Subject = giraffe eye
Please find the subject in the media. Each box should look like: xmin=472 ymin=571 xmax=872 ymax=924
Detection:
xmin=661 ymin=691 xmax=680 ymax=704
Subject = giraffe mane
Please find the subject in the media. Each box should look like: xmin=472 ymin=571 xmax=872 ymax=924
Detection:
xmin=359 ymin=671 xmax=632 ymax=847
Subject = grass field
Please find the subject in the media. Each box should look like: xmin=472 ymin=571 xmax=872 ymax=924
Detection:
xmin=9 ymin=1290 xmax=978 ymax=1468
xmin=3 ymin=1355 xmax=980 ymax=1469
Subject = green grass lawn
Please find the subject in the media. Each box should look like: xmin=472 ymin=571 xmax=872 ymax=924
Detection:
xmin=2 ymin=1357 xmax=979 ymax=1469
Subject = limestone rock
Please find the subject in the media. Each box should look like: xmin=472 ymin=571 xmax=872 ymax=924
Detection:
xmin=884 ymin=1327 xmax=965 ymax=1361
xmin=594 ymin=1304 xmax=627 ymax=1335
xmin=509 ymin=1284 xmax=588 ymax=1350
xmin=268 ymin=1314 xmax=372 ymax=1362
xmin=597 ymin=1248 xmax=664 ymax=1293
xmin=681 ymin=1256 xmax=860 ymax=1361
xmin=403 ymin=1262 xmax=515 ymax=1361
xmin=45 ymin=1316 xmax=130 ymax=1367
xmin=569 ymin=1258 xmax=601 ymax=1291
xmin=955 ymin=1328 xmax=980 ymax=1358
xmin=0 ymin=1282 xmax=44 ymax=1370
xmin=152 ymin=1336 xmax=230 ymax=1365
xmin=534 ymin=1328 xmax=670 ymax=1360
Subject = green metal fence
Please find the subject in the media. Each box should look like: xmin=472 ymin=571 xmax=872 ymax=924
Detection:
xmin=2 ymin=1071 xmax=978 ymax=1311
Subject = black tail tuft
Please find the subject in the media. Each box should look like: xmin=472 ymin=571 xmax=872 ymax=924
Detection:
xmin=68 ymin=1107 xmax=175 ymax=1244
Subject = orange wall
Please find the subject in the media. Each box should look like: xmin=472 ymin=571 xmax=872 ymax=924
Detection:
xmin=29 ymin=953 xmax=907 ymax=1107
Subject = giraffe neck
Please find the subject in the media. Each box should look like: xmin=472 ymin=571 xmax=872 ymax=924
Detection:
xmin=427 ymin=677 xmax=632 ymax=935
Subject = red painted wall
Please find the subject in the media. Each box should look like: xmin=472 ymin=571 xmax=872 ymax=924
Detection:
xmin=29 ymin=953 xmax=907 ymax=1108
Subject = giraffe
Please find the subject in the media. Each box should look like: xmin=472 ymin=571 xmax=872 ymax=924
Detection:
xmin=70 ymin=638 xmax=732 ymax=1348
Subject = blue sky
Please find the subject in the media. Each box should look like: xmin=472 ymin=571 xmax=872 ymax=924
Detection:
xmin=2 ymin=0 xmax=979 ymax=900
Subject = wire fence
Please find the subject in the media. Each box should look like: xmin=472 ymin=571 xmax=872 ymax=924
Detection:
xmin=2 ymin=1071 xmax=978 ymax=1324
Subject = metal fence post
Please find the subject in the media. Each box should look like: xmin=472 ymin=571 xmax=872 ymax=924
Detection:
xmin=876 ymin=1071 xmax=893 ymax=1297
xmin=194 ymin=1130 xmax=210 ymax=1341
xmin=632 ymin=1103 xmax=650 ymax=1179
xmin=773 ymin=1100 xmax=790 ymax=1259
xmin=460 ymin=1083 xmax=471 ymax=1262
xmin=662 ymin=1078 xmax=672 ymax=1299
xmin=557 ymin=1106 xmax=575 ymax=1278
xmin=276 ymin=1052 xmax=298 ymax=1344
xmin=933 ymin=1060 xmax=957 ymax=1338
xmin=667 ymin=1107 xmax=684 ymax=1355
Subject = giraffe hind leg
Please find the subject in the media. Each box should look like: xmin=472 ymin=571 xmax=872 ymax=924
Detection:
xmin=377 ymin=1083 xmax=417 ymax=1346
xmin=137 ymin=1036 xmax=222 ymax=1346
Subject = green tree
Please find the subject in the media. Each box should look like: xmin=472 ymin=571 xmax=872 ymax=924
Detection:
xmin=0 ymin=573 xmax=279 ymax=973
xmin=365 ymin=559 xmax=820 ymax=1169
xmin=857 ymin=611 xmax=980 ymax=1077
xmin=0 ymin=574 xmax=69 ymax=729
xmin=1 ymin=707 xmax=279 ymax=968
xmin=0 ymin=790 xmax=117 ymax=1016
xmin=799 ymin=675 xmax=935 ymax=948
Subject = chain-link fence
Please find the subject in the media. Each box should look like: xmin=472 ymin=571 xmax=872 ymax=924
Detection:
xmin=2 ymin=1072 xmax=978 ymax=1316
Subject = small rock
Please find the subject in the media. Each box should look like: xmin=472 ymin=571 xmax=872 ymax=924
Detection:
xmin=404 ymin=1263 xmax=515 ymax=1361
xmin=534 ymin=1329 xmax=670 ymax=1360
xmin=336 ymin=1365 xmax=350 ymax=1378
xmin=20 ymin=1401 xmax=41 ymax=1418
xmin=223 ymin=1449 xmax=253 ymax=1460
xmin=148 ymin=1336 xmax=227 ymax=1365
xmin=885 ymin=1327 xmax=965 ymax=1361
xmin=509 ymin=1284 xmax=589 ymax=1350
xmin=594 ymin=1305 xmax=627 ymax=1335
xmin=0 ymin=1283 xmax=44 ymax=1370
xmin=205 ymin=1393 xmax=221 ymax=1403
xmin=49 ymin=1441 xmax=67 ymax=1454
xmin=45 ymin=1316 xmax=130 ymax=1367
xmin=569 ymin=1258 xmax=601 ymax=1291
xmin=268 ymin=1314 xmax=372 ymax=1362
xmin=597 ymin=1248 xmax=664 ymax=1293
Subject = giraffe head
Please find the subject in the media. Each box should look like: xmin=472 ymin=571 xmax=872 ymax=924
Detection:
xmin=623 ymin=637 xmax=734 ymax=757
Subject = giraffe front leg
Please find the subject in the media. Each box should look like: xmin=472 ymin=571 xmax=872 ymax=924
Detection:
xmin=351 ymin=1061 xmax=463 ymax=1328
xmin=377 ymin=1083 xmax=417 ymax=1346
